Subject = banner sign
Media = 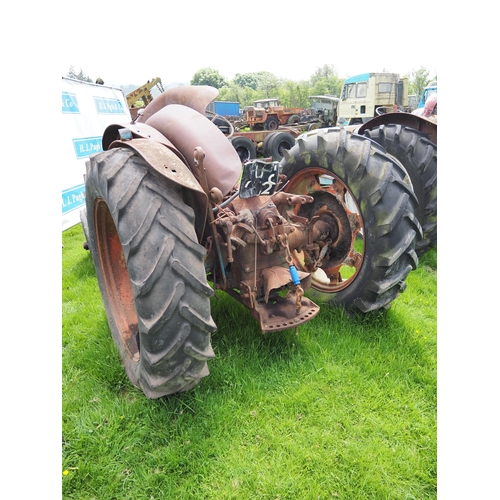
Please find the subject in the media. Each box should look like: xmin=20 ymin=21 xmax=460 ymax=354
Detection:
xmin=62 ymin=77 xmax=130 ymax=231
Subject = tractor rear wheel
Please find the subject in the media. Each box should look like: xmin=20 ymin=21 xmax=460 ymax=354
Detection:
xmin=362 ymin=124 xmax=437 ymax=254
xmin=280 ymin=129 xmax=422 ymax=314
xmin=81 ymin=147 xmax=216 ymax=398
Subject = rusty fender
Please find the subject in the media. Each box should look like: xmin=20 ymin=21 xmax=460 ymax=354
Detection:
xmin=357 ymin=112 xmax=437 ymax=145
xmin=108 ymin=138 xmax=208 ymax=240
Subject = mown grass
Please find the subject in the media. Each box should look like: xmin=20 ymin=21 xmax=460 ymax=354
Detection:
xmin=62 ymin=223 xmax=437 ymax=499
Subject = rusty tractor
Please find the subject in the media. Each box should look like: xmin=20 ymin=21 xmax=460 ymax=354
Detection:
xmin=80 ymin=85 xmax=425 ymax=399
xmin=245 ymin=98 xmax=306 ymax=131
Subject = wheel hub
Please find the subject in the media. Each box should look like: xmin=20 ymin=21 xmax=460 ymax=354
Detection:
xmin=285 ymin=168 xmax=364 ymax=292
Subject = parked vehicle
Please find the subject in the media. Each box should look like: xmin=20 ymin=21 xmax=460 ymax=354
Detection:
xmin=126 ymin=77 xmax=164 ymax=119
xmin=80 ymin=85 xmax=423 ymax=398
xmin=338 ymin=72 xmax=409 ymax=125
xmin=206 ymin=100 xmax=240 ymax=117
xmin=245 ymin=98 xmax=305 ymax=130
xmin=417 ymin=81 xmax=437 ymax=109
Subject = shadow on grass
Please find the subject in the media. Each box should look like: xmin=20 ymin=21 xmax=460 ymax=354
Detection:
xmin=63 ymin=224 xmax=436 ymax=425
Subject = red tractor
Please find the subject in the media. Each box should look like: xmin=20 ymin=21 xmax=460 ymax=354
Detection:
xmin=81 ymin=85 xmax=425 ymax=398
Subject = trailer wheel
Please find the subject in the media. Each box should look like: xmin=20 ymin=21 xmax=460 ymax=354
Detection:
xmin=280 ymin=128 xmax=421 ymax=314
xmin=230 ymin=136 xmax=256 ymax=162
xmin=264 ymin=132 xmax=296 ymax=161
xmin=81 ymin=147 xmax=216 ymax=398
xmin=362 ymin=124 xmax=437 ymax=254
xmin=264 ymin=116 xmax=279 ymax=130
xmin=262 ymin=133 xmax=277 ymax=158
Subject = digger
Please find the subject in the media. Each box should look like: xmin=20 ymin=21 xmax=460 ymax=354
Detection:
xmin=81 ymin=85 xmax=422 ymax=398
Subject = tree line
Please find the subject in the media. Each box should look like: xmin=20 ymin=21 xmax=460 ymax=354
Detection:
xmin=191 ymin=65 xmax=437 ymax=108
xmin=66 ymin=64 xmax=437 ymax=109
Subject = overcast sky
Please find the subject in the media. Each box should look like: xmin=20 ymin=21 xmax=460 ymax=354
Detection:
xmin=60 ymin=0 xmax=438 ymax=88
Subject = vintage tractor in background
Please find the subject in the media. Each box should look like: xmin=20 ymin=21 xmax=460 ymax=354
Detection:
xmin=81 ymin=85 xmax=424 ymax=399
xmin=245 ymin=98 xmax=306 ymax=130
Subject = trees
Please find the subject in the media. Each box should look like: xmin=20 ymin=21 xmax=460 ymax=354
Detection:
xmin=310 ymin=64 xmax=343 ymax=97
xmin=192 ymin=65 xmax=437 ymax=111
xmin=191 ymin=67 xmax=227 ymax=89
xmin=233 ymin=73 xmax=259 ymax=90
xmin=407 ymin=66 xmax=437 ymax=99
xmin=66 ymin=66 xmax=93 ymax=83
xmin=255 ymin=71 xmax=281 ymax=98
xmin=278 ymin=81 xmax=311 ymax=108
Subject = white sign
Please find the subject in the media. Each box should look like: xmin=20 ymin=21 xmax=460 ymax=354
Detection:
xmin=61 ymin=77 xmax=130 ymax=231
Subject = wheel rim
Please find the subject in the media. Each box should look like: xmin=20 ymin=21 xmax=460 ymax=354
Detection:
xmin=94 ymin=198 xmax=140 ymax=361
xmin=267 ymin=119 xmax=278 ymax=130
xmin=286 ymin=167 xmax=365 ymax=292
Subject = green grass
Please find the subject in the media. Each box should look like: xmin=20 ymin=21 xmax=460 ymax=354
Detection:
xmin=62 ymin=223 xmax=437 ymax=499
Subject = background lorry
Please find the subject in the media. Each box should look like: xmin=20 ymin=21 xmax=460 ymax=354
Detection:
xmin=417 ymin=81 xmax=437 ymax=109
xmin=206 ymin=100 xmax=240 ymax=118
xmin=80 ymin=84 xmax=424 ymax=398
xmin=307 ymin=95 xmax=340 ymax=128
xmin=338 ymin=72 xmax=409 ymax=125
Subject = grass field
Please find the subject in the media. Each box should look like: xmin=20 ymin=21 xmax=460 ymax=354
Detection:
xmin=62 ymin=222 xmax=437 ymax=499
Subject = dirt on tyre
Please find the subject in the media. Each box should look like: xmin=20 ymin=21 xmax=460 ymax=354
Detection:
xmin=362 ymin=124 xmax=437 ymax=255
xmin=81 ymin=147 xmax=216 ymax=398
xmin=279 ymin=128 xmax=422 ymax=314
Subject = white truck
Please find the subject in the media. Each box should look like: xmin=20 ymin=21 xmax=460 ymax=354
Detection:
xmin=338 ymin=72 xmax=409 ymax=125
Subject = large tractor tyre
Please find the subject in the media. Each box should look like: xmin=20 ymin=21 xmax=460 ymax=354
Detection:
xmin=82 ymin=147 xmax=217 ymax=399
xmin=362 ymin=124 xmax=437 ymax=255
xmin=230 ymin=136 xmax=256 ymax=163
xmin=264 ymin=131 xmax=296 ymax=161
xmin=264 ymin=116 xmax=280 ymax=131
xmin=280 ymin=128 xmax=422 ymax=314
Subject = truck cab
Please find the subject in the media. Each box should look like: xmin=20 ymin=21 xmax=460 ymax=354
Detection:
xmin=417 ymin=81 xmax=437 ymax=109
xmin=308 ymin=95 xmax=340 ymax=127
xmin=253 ymin=98 xmax=280 ymax=109
xmin=338 ymin=73 xmax=408 ymax=125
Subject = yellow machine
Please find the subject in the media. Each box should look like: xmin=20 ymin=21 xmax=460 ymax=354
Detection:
xmin=126 ymin=78 xmax=164 ymax=108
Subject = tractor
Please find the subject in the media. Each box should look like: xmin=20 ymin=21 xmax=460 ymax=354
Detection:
xmin=80 ymin=85 xmax=428 ymax=399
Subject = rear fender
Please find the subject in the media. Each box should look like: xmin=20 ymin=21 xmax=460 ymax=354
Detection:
xmin=102 ymin=122 xmax=189 ymax=165
xmin=145 ymin=104 xmax=242 ymax=196
xmin=109 ymin=138 xmax=208 ymax=241
xmin=357 ymin=112 xmax=437 ymax=145
xmin=137 ymin=85 xmax=219 ymax=123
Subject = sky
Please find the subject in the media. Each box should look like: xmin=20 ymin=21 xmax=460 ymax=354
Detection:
xmin=60 ymin=0 xmax=438 ymax=88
